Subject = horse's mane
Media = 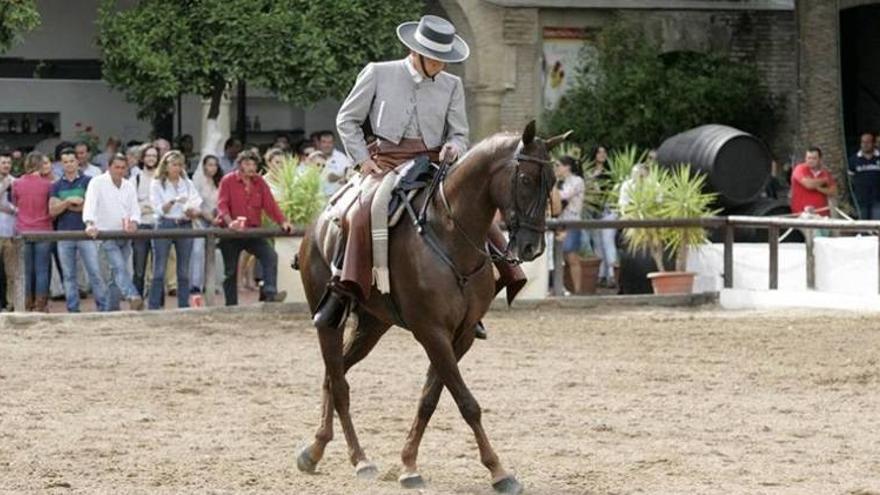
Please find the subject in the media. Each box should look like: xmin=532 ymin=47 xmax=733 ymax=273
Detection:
xmin=456 ymin=132 xmax=520 ymax=170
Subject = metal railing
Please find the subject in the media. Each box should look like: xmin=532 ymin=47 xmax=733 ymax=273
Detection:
xmin=545 ymin=216 xmax=880 ymax=296
xmin=11 ymin=227 xmax=305 ymax=312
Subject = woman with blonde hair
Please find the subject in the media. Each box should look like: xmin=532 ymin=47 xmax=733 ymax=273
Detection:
xmin=148 ymin=150 xmax=202 ymax=309
xmin=12 ymin=151 xmax=54 ymax=311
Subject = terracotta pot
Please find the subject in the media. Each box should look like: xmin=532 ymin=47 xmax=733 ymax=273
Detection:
xmin=563 ymin=256 xmax=602 ymax=295
xmin=646 ymin=271 xmax=696 ymax=295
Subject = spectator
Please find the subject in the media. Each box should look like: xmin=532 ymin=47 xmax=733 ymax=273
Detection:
xmin=588 ymin=145 xmax=618 ymax=288
xmin=12 ymin=151 xmax=53 ymax=312
xmin=618 ymin=163 xmax=650 ymax=211
xmin=190 ymin=155 xmax=222 ymax=296
xmin=791 ymin=146 xmax=837 ymax=217
xmin=148 ymin=150 xmax=202 ymax=309
xmin=125 ymin=144 xmax=144 ymax=179
xmin=82 ymin=154 xmax=145 ymax=310
xmin=175 ymin=134 xmax=199 ymax=174
xmin=848 ymin=132 xmax=880 ymax=219
xmin=153 ymin=138 xmax=171 ymax=162
xmin=273 ymin=134 xmax=291 ymax=152
xmin=52 ymin=141 xmax=74 ymax=178
xmin=295 ymin=139 xmax=316 ymax=163
xmin=74 ymin=142 xmax=102 ymax=177
xmin=0 ymin=150 xmax=17 ymax=310
xmin=216 ymin=150 xmax=292 ymax=305
xmin=94 ymin=136 xmax=122 ymax=171
xmin=554 ymin=155 xmax=586 ymax=294
xmin=49 ymin=148 xmax=108 ymax=312
xmin=219 ymin=137 xmax=242 ymax=175
xmin=264 ymin=148 xmax=285 ymax=171
xmin=316 ymin=130 xmax=353 ymax=196
xmin=132 ymin=145 xmax=159 ymax=297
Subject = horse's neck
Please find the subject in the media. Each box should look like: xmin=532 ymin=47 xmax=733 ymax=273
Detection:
xmin=436 ymin=153 xmax=508 ymax=249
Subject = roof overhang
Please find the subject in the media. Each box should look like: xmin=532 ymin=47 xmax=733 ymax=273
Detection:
xmin=484 ymin=0 xmax=794 ymax=11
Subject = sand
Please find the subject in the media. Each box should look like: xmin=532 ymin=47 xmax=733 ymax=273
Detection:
xmin=1 ymin=306 xmax=879 ymax=495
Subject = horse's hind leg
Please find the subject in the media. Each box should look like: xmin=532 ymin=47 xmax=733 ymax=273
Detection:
xmin=298 ymin=310 xmax=390 ymax=476
xmin=414 ymin=329 xmax=523 ymax=495
xmin=399 ymin=331 xmax=474 ymax=489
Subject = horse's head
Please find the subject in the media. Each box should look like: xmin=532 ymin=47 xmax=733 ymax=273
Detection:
xmin=501 ymin=120 xmax=571 ymax=262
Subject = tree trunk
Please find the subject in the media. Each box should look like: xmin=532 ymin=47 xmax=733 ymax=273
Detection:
xmin=206 ymin=79 xmax=225 ymax=120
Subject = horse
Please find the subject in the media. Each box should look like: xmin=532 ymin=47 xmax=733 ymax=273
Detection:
xmin=296 ymin=120 xmax=568 ymax=494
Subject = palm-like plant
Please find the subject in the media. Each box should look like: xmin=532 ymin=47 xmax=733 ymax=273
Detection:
xmin=263 ymin=155 xmax=326 ymax=227
xmin=620 ymin=164 xmax=719 ymax=273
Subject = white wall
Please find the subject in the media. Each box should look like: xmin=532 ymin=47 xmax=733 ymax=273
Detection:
xmin=0 ymin=78 xmax=151 ymax=144
xmin=6 ymin=0 xmax=138 ymax=60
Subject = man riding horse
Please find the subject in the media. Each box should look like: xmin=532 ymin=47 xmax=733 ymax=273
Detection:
xmin=314 ymin=15 xmax=526 ymax=338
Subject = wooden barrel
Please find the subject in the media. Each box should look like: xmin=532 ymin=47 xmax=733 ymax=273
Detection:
xmin=657 ymin=125 xmax=771 ymax=207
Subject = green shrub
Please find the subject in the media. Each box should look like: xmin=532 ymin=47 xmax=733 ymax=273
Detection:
xmin=264 ymin=155 xmax=325 ymax=227
xmin=544 ymin=19 xmax=780 ymax=154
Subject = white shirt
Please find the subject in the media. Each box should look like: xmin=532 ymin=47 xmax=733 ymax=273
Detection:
xmin=80 ymin=163 xmax=102 ymax=178
xmin=134 ymin=167 xmax=156 ymax=224
xmin=322 ymin=149 xmax=353 ymax=196
xmin=558 ymin=174 xmax=585 ymax=221
xmin=0 ymin=176 xmax=16 ymax=238
xmin=150 ymin=176 xmax=202 ymax=221
xmin=82 ymin=172 xmax=141 ymax=231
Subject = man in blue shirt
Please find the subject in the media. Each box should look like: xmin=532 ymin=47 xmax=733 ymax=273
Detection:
xmin=848 ymin=132 xmax=880 ymax=219
xmin=49 ymin=148 xmax=109 ymax=312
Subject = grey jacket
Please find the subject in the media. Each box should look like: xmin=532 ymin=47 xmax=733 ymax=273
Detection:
xmin=336 ymin=58 xmax=469 ymax=165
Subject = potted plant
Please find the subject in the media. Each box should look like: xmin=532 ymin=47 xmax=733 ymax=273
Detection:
xmin=619 ymin=164 xmax=719 ymax=294
xmin=562 ymin=242 xmax=602 ymax=295
xmin=264 ymin=155 xmax=326 ymax=302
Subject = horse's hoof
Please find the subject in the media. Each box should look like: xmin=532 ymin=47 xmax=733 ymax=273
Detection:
xmin=398 ymin=472 xmax=426 ymax=489
xmin=296 ymin=446 xmax=318 ymax=474
xmin=355 ymin=460 xmax=379 ymax=479
xmin=492 ymin=475 xmax=523 ymax=495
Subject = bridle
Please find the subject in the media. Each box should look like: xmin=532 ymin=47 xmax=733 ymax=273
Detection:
xmin=429 ymin=141 xmax=552 ymax=287
xmin=506 ymin=142 xmax=554 ymax=246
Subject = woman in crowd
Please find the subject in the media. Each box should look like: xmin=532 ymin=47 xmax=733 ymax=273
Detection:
xmin=555 ymin=155 xmax=586 ymax=294
xmin=588 ymin=145 xmax=619 ymax=288
xmin=148 ymin=150 xmax=201 ymax=309
xmin=190 ymin=155 xmax=222 ymax=297
xmin=12 ymin=151 xmax=54 ymax=311
xmin=132 ymin=145 xmax=159 ymax=297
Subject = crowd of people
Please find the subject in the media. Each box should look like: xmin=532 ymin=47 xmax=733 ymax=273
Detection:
xmin=0 ymin=130 xmax=353 ymax=312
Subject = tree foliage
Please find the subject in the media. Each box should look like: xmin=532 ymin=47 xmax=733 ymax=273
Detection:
xmin=0 ymin=0 xmax=40 ymax=54
xmin=545 ymin=19 xmax=780 ymax=153
xmin=97 ymin=0 xmax=421 ymax=119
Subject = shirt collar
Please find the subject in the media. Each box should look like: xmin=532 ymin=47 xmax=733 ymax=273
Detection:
xmin=857 ymin=149 xmax=880 ymax=158
xmin=403 ymin=57 xmax=423 ymax=84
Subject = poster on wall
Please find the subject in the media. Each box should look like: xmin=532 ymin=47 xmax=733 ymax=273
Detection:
xmin=542 ymin=27 xmax=596 ymax=111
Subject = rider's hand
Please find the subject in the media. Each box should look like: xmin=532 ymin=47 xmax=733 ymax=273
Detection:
xmin=439 ymin=143 xmax=459 ymax=163
xmin=359 ymin=159 xmax=381 ymax=176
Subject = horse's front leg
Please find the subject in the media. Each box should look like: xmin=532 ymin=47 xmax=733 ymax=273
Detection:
xmin=400 ymin=330 xmax=474 ymax=488
xmin=413 ymin=328 xmax=522 ymax=495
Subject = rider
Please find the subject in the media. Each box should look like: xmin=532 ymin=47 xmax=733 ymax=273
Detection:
xmin=315 ymin=15 xmax=525 ymax=338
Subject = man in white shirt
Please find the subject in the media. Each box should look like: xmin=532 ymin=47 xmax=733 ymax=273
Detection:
xmin=0 ymin=151 xmax=17 ymax=310
xmin=83 ymin=155 xmax=144 ymax=310
xmin=316 ymin=130 xmax=353 ymax=197
xmin=74 ymin=142 xmax=102 ymax=177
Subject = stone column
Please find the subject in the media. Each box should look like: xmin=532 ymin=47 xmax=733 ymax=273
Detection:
xmin=797 ymin=0 xmax=844 ymax=178
xmin=470 ymin=86 xmax=505 ymax=142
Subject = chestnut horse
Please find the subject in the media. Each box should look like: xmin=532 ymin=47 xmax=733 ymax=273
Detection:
xmin=296 ymin=121 xmax=567 ymax=494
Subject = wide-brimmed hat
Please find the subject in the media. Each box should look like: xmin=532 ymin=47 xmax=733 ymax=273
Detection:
xmin=397 ymin=15 xmax=470 ymax=64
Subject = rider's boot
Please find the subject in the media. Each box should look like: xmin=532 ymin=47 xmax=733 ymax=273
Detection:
xmin=313 ymin=288 xmax=351 ymax=331
xmin=474 ymin=320 xmax=488 ymax=340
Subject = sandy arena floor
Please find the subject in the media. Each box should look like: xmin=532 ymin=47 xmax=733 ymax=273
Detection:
xmin=1 ymin=306 xmax=879 ymax=495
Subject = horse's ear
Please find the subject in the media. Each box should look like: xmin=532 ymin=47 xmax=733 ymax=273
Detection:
xmin=544 ymin=130 xmax=573 ymax=151
xmin=522 ymin=120 xmax=536 ymax=146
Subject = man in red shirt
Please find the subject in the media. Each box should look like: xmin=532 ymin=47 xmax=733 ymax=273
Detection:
xmin=790 ymin=147 xmax=838 ymax=216
xmin=216 ymin=149 xmax=293 ymax=305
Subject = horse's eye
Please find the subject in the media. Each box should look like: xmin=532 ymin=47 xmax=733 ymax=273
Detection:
xmin=519 ymin=174 xmax=533 ymax=186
